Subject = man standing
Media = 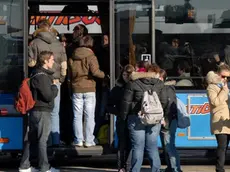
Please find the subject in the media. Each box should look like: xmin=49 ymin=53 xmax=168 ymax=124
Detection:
xmin=28 ymin=19 xmax=67 ymax=146
xmin=19 ymin=51 xmax=59 ymax=172
xmin=66 ymin=24 xmax=88 ymax=58
xmin=68 ymin=35 xmax=105 ymax=147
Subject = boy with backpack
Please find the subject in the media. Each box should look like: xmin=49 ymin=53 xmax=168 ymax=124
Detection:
xmin=159 ymin=69 xmax=182 ymax=172
xmin=19 ymin=51 xmax=59 ymax=172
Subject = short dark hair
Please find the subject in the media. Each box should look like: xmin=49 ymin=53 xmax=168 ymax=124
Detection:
xmin=79 ymin=35 xmax=94 ymax=48
xmin=38 ymin=51 xmax=53 ymax=66
xmin=177 ymin=60 xmax=191 ymax=73
xmin=73 ymin=24 xmax=88 ymax=36
xmin=37 ymin=19 xmax=51 ymax=29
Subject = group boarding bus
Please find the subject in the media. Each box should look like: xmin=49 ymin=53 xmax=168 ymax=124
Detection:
xmin=0 ymin=0 xmax=229 ymax=159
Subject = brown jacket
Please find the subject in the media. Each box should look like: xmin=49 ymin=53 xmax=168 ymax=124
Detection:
xmin=206 ymin=71 xmax=230 ymax=135
xmin=69 ymin=47 xmax=105 ymax=93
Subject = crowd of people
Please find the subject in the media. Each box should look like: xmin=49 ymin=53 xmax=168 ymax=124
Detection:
xmin=18 ymin=18 xmax=230 ymax=172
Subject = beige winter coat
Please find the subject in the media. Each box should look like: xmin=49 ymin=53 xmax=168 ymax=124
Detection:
xmin=206 ymin=71 xmax=230 ymax=135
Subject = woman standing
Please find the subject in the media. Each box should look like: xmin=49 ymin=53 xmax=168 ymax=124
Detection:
xmin=107 ymin=64 xmax=135 ymax=172
xmin=120 ymin=62 xmax=167 ymax=172
xmin=206 ymin=64 xmax=230 ymax=172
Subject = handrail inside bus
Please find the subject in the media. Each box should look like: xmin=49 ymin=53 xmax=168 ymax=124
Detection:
xmin=28 ymin=13 xmax=104 ymax=17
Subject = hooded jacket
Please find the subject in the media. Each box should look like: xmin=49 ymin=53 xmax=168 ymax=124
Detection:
xmin=206 ymin=71 xmax=230 ymax=135
xmin=130 ymin=72 xmax=177 ymax=129
xmin=68 ymin=47 xmax=105 ymax=93
xmin=120 ymin=72 xmax=168 ymax=120
xmin=28 ymin=30 xmax=67 ymax=83
xmin=30 ymin=67 xmax=58 ymax=112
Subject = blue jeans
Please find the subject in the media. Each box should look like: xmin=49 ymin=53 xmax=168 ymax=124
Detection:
xmin=72 ymin=92 xmax=96 ymax=144
xmin=128 ymin=115 xmax=161 ymax=172
xmin=50 ymin=83 xmax=60 ymax=145
xmin=160 ymin=120 xmax=181 ymax=172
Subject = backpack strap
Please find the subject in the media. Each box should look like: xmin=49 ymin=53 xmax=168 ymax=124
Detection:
xmin=136 ymin=79 xmax=158 ymax=93
xmin=136 ymin=80 xmax=146 ymax=92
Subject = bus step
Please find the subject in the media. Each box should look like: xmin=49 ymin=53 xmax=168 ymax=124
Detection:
xmin=48 ymin=145 xmax=103 ymax=156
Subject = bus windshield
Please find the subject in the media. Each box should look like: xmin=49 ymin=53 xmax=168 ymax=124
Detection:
xmin=155 ymin=0 xmax=230 ymax=89
xmin=0 ymin=0 xmax=23 ymax=93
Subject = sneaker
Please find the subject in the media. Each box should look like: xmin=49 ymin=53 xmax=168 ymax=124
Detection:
xmin=19 ymin=167 xmax=39 ymax=172
xmin=84 ymin=142 xmax=96 ymax=147
xmin=46 ymin=167 xmax=60 ymax=172
xmin=72 ymin=141 xmax=83 ymax=147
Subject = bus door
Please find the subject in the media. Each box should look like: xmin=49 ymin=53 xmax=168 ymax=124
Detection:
xmin=112 ymin=0 xmax=155 ymax=149
xmin=28 ymin=0 xmax=115 ymax=156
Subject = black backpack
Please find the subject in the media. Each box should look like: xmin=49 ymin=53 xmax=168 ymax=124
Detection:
xmin=164 ymin=85 xmax=177 ymax=119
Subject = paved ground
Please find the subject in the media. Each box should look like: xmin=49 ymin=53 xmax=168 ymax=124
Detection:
xmin=59 ymin=165 xmax=230 ymax=172
xmin=0 ymin=152 xmax=230 ymax=172
xmin=1 ymin=165 xmax=230 ymax=172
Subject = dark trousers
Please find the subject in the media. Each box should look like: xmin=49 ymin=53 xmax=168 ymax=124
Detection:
xmin=20 ymin=111 xmax=51 ymax=172
xmin=215 ymin=134 xmax=230 ymax=172
xmin=116 ymin=118 xmax=132 ymax=171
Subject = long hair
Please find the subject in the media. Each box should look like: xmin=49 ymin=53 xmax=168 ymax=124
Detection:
xmin=116 ymin=64 xmax=135 ymax=86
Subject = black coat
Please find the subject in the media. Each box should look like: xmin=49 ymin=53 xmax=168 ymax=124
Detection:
xmin=162 ymin=83 xmax=177 ymax=130
xmin=31 ymin=67 xmax=58 ymax=112
xmin=120 ymin=73 xmax=168 ymax=120
xmin=107 ymin=80 xmax=125 ymax=116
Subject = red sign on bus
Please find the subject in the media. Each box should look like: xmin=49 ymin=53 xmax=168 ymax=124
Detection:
xmin=188 ymin=103 xmax=210 ymax=115
xmin=30 ymin=16 xmax=101 ymax=26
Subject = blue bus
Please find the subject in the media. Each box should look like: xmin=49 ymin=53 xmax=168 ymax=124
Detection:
xmin=0 ymin=0 xmax=228 ymax=157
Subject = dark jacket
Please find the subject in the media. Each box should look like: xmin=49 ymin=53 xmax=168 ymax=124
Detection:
xmin=98 ymin=46 xmax=110 ymax=76
xmin=224 ymin=45 xmax=230 ymax=66
xmin=31 ymin=67 xmax=58 ymax=112
xmin=68 ymin=47 xmax=105 ymax=93
xmin=28 ymin=31 xmax=67 ymax=83
xmin=120 ymin=72 xmax=168 ymax=120
xmin=162 ymin=81 xmax=178 ymax=130
xmin=107 ymin=80 xmax=126 ymax=115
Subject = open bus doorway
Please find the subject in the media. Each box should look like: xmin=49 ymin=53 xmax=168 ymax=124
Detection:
xmin=28 ymin=0 xmax=111 ymax=156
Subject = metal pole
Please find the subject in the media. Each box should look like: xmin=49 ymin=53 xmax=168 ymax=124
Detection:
xmin=24 ymin=0 xmax=28 ymax=78
xmin=151 ymin=0 xmax=155 ymax=63
xmin=109 ymin=0 xmax=115 ymax=146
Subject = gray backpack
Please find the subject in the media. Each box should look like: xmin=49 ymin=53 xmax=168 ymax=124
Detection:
xmin=136 ymin=81 xmax=164 ymax=125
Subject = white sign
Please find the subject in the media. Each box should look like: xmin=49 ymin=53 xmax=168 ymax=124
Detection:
xmin=141 ymin=54 xmax=152 ymax=63
xmin=29 ymin=5 xmax=102 ymax=34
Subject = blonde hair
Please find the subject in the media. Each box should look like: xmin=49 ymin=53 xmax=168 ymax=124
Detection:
xmin=217 ymin=63 xmax=230 ymax=73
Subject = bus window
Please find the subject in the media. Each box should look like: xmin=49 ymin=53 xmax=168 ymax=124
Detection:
xmin=115 ymin=0 xmax=153 ymax=78
xmin=155 ymin=0 xmax=230 ymax=89
xmin=0 ymin=0 xmax=23 ymax=93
